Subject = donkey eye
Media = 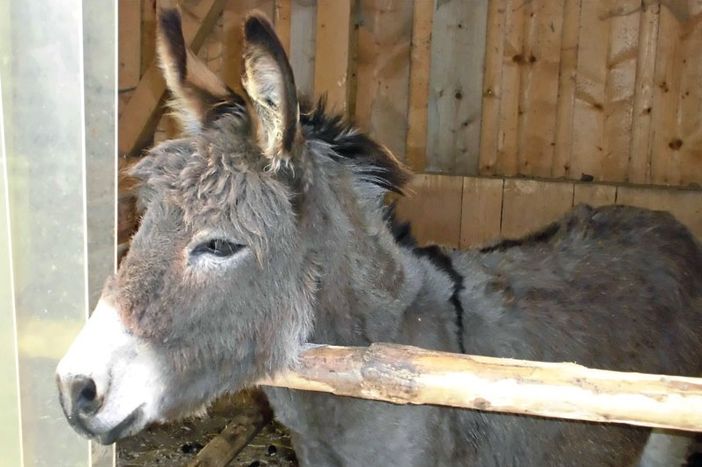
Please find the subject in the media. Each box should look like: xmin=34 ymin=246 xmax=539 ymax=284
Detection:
xmin=192 ymin=239 xmax=244 ymax=258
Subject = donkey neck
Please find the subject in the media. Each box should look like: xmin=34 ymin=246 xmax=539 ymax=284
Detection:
xmin=301 ymin=169 xmax=424 ymax=346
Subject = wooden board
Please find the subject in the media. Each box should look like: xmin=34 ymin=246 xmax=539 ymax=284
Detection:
xmin=501 ymin=179 xmax=574 ymax=238
xmin=117 ymin=1 xmax=702 ymax=189
xmin=573 ymin=183 xmax=617 ymax=206
xmin=289 ymin=0 xmax=317 ymax=99
xmin=405 ymin=0 xmax=434 ymax=173
xmin=600 ymin=1 xmax=640 ymax=182
xmin=517 ymin=0 xmax=565 ymax=178
xmin=552 ymin=0 xmax=582 ymax=179
xmin=314 ymin=0 xmax=353 ymax=113
xmin=649 ymin=5 xmax=683 ymax=185
xmin=478 ymin=0 xmax=506 ymax=176
xmin=495 ymin=0 xmax=526 ymax=177
xmin=628 ymin=2 xmax=660 ymax=184
xmin=394 ymin=174 xmax=464 ymax=248
xmin=274 ymin=0 xmax=292 ymax=54
xmin=570 ymin=0 xmax=611 ymax=181
xmin=616 ymin=186 xmax=702 ymax=238
xmin=459 ymin=177 xmax=504 ymax=248
xmin=355 ymin=0 xmax=413 ymax=162
xmin=141 ymin=0 xmax=158 ymax=75
xmin=674 ymin=12 xmax=702 ymax=187
xmin=119 ymin=0 xmax=141 ymax=91
xmin=426 ymin=0 xmax=489 ymax=175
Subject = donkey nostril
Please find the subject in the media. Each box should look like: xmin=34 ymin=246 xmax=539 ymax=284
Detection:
xmin=80 ymin=381 xmax=97 ymax=402
xmin=69 ymin=376 xmax=101 ymax=415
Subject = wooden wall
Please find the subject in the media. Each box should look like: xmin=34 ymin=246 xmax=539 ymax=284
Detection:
xmin=479 ymin=0 xmax=702 ymax=187
xmin=396 ymin=174 xmax=702 ymax=248
xmin=118 ymin=0 xmax=702 ymax=252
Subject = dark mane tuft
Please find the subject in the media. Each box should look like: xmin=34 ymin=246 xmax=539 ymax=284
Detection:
xmin=300 ymin=96 xmax=411 ymax=194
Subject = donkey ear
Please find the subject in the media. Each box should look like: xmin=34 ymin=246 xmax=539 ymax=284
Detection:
xmin=157 ymin=9 xmax=234 ymax=134
xmin=241 ymin=13 xmax=300 ymax=163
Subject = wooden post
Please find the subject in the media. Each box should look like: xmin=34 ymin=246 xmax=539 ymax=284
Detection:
xmin=261 ymin=343 xmax=702 ymax=432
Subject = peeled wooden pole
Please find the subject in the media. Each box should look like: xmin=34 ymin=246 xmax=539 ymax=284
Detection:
xmin=187 ymin=411 xmax=267 ymax=467
xmin=260 ymin=343 xmax=702 ymax=432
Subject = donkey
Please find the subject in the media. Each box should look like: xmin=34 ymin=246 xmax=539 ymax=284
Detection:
xmin=56 ymin=9 xmax=702 ymax=466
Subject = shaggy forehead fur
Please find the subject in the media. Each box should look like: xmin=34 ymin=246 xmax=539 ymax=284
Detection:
xmin=130 ymin=97 xmax=410 ymax=248
xmin=131 ymin=114 xmax=293 ymax=257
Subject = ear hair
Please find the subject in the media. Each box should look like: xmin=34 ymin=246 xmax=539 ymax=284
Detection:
xmin=241 ymin=13 xmax=300 ymax=165
xmin=157 ymin=8 xmax=236 ymax=134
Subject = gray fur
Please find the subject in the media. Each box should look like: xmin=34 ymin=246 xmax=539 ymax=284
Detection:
xmin=100 ymin=11 xmax=702 ymax=466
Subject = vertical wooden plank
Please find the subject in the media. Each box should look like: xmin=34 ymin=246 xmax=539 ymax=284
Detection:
xmin=478 ymin=0 xmax=506 ymax=176
xmin=501 ymin=179 xmax=574 ymax=238
xmin=570 ymin=0 xmax=610 ymax=181
xmin=674 ymin=13 xmax=702 ymax=186
xmin=517 ymin=0 xmax=565 ymax=177
xmin=459 ymin=177 xmax=504 ymax=248
xmin=495 ymin=0 xmax=526 ymax=176
xmin=601 ymin=1 xmax=640 ymax=182
xmin=552 ymin=0 xmax=582 ymax=178
xmin=119 ymin=0 xmax=141 ymax=90
xmin=290 ymin=0 xmax=317 ymax=99
xmin=355 ymin=0 xmax=413 ymax=162
xmin=650 ymin=5 xmax=683 ymax=185
xmin=346 ymin=0 xmax=360 ymax=120
xmin=426 ymin=0 xmax=489 ymax=174
xmin=141 ymin=0 xmax=157 ymax=75
xmin=573 ymin=183 xmax=616 ymax=206
xmin=222 ymin=0 xmax=275 ymax=93
xmin=394 ymin=174 xmax=464 ymax=248
xmin=314 ymin=0 xmax=353 ymax=113
xmin=405 ymin=0 xmax=434 ymax=173
xmin=628 ymin=1 xmax=660 ymax=184
xmin=616 ymin=186 xmax=702 ymax=238
xmin=275 ymin=0 xmax=292 ymax=54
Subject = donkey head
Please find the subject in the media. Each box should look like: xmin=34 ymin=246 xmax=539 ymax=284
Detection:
xmin=55 ymin=10 xmax=327 ymax=444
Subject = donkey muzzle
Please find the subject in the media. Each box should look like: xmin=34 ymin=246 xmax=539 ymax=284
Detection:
xmin=56 ymin=298 xmax=155 ymax=444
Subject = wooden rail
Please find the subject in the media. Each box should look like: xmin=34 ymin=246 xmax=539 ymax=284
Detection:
xmin=261 ymin=343 xmax=702 ymax=432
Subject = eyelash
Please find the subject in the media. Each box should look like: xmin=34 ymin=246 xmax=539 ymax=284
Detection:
xmin=191 ymin=239 xmax=245 ymax=258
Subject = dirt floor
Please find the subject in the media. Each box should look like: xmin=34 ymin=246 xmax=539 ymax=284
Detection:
xmin=117 ymin=390 xmax=297 ymax=467
xmin=116 ymin=390 xmax=702 ymax=467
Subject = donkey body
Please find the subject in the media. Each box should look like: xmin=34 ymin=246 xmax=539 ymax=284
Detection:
xmin=267 ymin=202 xmax=702 ymax=466
xmin=56 ymin=10 xmax=702 ymax=466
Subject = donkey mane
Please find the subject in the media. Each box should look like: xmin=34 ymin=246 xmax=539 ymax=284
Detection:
xmin=298 ymin=97 xmax=410 ymax=195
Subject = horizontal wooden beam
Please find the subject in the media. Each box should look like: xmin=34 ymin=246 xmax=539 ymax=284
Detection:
xmin=261 ymin=343 xmax=702 ymax=432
